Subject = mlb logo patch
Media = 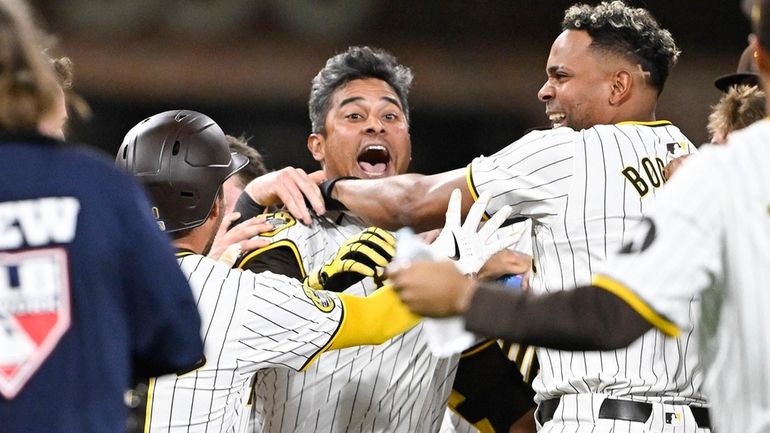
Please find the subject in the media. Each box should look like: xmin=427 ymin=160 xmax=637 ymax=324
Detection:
xmin=664 ymin=410 xmax=683 ymax=425
xmin=0 ymin=248 xmax=71 ymax=399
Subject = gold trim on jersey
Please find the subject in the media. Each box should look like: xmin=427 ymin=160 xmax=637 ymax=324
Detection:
xmin=175 ymin=251 xmax=195 ymax=258
xmin=592 ymin=274 xmax=680 ymax=337
xmin=236 ymin=239 xmax=306 ymax=278
xmin=447 ymin=391 xmax=496 ymax=433
xmin=299 ymin=304 xmax=344 ymax=371
xmin=301 ymin=286 xmax=420 ymax=371
xmin=465 ymin=163 xmax=491 ymax=220
xmin=474 ymin=418 xmax=495 ymax=433
xmin=143 ymin=378 xmax=156 ymax=433
xmin=460 ymin=339 xmax=496 ymax=358
xmin=616 ymin=120 xmax=672 ymax=127
xmin=448 ymin=389 xmax=464 ymax=409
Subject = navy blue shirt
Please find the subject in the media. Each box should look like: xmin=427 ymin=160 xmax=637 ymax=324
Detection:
xmin=0 ymin=134 xmax=203 ymax=433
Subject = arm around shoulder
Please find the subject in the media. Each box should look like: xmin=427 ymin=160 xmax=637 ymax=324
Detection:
xmin=334 ymin=168 xmax=469 ymax=232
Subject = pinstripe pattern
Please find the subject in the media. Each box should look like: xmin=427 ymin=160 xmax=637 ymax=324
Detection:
xmin=599 ymin=120 xmax=770 ymax=433
xmin=469 ymin=123 xmax=707 ymax=426
xmin=250 ymin=212 xmax=458 ymax=433
xmin=145 ymin=255 xmax=343 ymax=433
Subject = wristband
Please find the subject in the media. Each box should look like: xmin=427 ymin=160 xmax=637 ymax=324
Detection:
xmin=318 ymin=176 xmax=359 ymax=211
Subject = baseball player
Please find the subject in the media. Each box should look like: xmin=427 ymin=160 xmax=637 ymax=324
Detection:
xmin=311 ymin=2 xmax=713 ymax=432
xmin=234 ymin=46 xmax=534 ymax=433
xmin=391 ymin=128 xmax=753 ymax=426
xmin=389 ymin=61 xmax=770 ymax=430
xmin=115 ymin=109 xmax=507 ymax=433
xmin=0 ymin=2 xmax=204 ymax=432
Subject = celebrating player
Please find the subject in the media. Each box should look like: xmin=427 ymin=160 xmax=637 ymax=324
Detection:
xmin=234 ymin=46 xmax=536 ymax=433
xmin=275 ymin=2 xmax=711 ymax=432
xmin=115 ymin=109 xmax=512 ymax=433
xmin=0 ymin=1 xmax=204 ymax=432
xmin=389 ymin=3 xmax=770 ymax=429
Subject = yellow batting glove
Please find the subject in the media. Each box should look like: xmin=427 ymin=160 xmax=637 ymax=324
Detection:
xmin=304 ymin=227 xmax=396 ymax=292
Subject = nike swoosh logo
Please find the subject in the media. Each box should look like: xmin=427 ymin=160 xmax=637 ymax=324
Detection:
xmin=449 ymin=233 xmax=460 ymax=260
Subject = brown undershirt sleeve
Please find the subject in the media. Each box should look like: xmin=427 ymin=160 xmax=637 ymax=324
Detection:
xmin=464 ymin=284 xmax=652 ymax=351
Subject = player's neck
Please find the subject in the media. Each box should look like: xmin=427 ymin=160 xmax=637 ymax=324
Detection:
xmin=615 ymin=93 xmax=658 ymax=124
xmin=172 ymin=225 xmax=216 ymax=255
xmin=172 ymin=239 xmax=201 ymax=255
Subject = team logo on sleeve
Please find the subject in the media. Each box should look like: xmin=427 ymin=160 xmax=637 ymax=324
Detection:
xmin=666 ymin=141 xmax=688 ymax=156
xmin=302 ymin=285 xmax=336 ymax=313
xmin=259 ymin=212 xmax=297 ymax=238
xmin=618 ymin=217 xmax=656 ymax=254
xmin=0 ymin=248 xmax=72 ymax=399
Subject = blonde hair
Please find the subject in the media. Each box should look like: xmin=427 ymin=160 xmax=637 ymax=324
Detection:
xmin=48 ymin=54 xmax=92 ymax=120
xmin=0 ymin=0 xmax=59 ymax=132
xmin=707 ymin=84 xmax=766 ymax=143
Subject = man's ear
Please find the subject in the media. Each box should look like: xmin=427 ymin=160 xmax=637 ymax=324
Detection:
xmin=209 ymin=194 xmax=222 ymax=220
xmin=609 ymin=70 xmax=633 ymax=105
xmin=307 ymin=133 xmax=325 ymax=163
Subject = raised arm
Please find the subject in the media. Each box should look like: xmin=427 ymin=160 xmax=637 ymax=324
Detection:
xmin=330 ymin=168 xmax=470 ymax=232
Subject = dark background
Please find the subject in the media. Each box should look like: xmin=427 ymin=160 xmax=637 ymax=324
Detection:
xmin=35 ymin=0 xmax=753 ymax=174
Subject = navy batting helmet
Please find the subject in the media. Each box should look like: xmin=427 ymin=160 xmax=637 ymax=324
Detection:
xmin=115 ymin=110 xmax=247 ymax=233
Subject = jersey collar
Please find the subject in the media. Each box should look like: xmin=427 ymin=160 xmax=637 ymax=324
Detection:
xmin=616 ymin=120 xmax=672 ymax=127
xmin=175 ymin=248 xmax=197 ymax=258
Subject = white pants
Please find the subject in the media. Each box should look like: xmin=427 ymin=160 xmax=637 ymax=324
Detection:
xmin=536 ymin=394 xmax=711 ymax=433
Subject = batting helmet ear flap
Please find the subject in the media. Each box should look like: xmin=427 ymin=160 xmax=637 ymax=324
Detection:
xmin=116 ymin=110 xmax=247 ymax=233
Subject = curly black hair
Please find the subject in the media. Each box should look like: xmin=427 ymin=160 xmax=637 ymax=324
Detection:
xmin=562 ymin=1 xmax=680 ymax=93
xmin=308 ymin=46 xmax=413 ymax=134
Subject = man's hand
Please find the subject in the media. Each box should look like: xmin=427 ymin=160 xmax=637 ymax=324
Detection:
xmin=389 ymin=260 xmax=477 ymax=317
xmin=477 ymin=249 xmax=532 ymax=288
xmin=305 ymin=227 xmax=396 ymax=292
xmin=242 ymin=167 xmax=327 ymax=225
xmin=663 ymin=155 xmax=691 ymax=181
xmin=429 ymin=189 xmax=515 ymax=274
xmin=208 ymin=213 xmax=274 ymax=266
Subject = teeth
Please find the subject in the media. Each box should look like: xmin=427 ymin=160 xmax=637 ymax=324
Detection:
xmin=548 ymin=113 xmax=566 ymax=122
xmin=365 ymin=145 xmax=387 ymax=151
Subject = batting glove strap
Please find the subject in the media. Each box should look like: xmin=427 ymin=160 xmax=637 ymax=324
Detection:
xmin=318 ymin=176 xmax=359 ymax=211
xmin=304 ymin=227 xmax=396 ymax=292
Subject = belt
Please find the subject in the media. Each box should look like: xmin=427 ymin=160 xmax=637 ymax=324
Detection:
xmin=537 ymin=398 xmax=710 ymax=428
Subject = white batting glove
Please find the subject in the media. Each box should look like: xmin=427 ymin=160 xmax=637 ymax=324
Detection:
xmin=428 ymin=189 xmax=514 ymax=275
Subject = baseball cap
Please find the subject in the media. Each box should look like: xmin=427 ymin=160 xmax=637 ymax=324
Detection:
xmin=714 ymin=44 xmax=760 ymax=92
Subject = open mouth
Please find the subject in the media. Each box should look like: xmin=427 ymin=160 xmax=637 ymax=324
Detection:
xmin=357 ymin=145 xmax=390 ymax=177
xmin=548 ymin=112 xmax=566 ymax=128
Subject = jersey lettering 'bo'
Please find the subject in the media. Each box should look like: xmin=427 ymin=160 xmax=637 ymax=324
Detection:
xmin=242 ymin=212 xmax=457 ymax=433
xmin=468 ymin=121 xmax=706 ymax=404
xmin=144 ymin=255 xmax=344 ymax=433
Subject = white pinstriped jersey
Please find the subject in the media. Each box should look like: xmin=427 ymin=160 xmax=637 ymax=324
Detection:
xmin=468 ymin=122 xmax=707 ymax=405
xmin=144 ymin=254 xmax=344 ymax=433
xmin=249 ymin=212 xmax=458 ymax=433
xmin=596 ymin=120 xmax=770 ymax=433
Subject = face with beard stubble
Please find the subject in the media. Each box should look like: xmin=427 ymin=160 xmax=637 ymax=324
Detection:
xmin=308 ymin=78 xmax=411 ymax=179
